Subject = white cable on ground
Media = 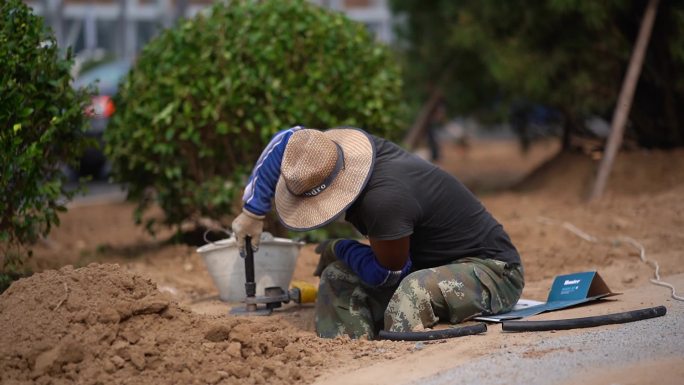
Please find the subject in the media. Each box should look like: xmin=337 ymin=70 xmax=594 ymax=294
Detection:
xmin=618 ymin=236 xmax=684 ymax=302
xmin=536 ymin=216 xmax=683 ymax=302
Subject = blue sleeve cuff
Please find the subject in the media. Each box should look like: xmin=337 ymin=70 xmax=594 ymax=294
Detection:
xmin=334 ymin=240 xmax=412 ymax=287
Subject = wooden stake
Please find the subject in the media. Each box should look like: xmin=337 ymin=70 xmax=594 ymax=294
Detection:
xmin=589 ymin=0 xmax=660 ymax=201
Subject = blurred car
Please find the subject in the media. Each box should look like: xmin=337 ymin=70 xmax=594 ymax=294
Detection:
xmin=71 ymin=59 xmax=131 ymax=180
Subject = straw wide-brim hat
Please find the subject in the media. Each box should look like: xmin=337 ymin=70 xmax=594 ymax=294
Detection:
xmin=274 ymin=128 xmax=375 ymax=231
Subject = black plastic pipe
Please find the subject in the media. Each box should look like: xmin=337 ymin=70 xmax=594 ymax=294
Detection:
xmin=502 ymin=305 xmax=667 ymax=332
xmin=378 ymin=323 xmax=487 ymax=341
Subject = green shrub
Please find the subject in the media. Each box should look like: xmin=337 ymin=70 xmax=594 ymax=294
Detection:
xmin=106 ymin=0 xmax=407 ymax=234
xmin=0 ymin=0 xmax=92 ymax=274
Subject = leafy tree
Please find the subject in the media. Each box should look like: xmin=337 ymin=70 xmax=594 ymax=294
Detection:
xmin=106 ymin=0 xmax=407 ymax=237
xmin=391 ymin=0 xmax=684 ymax=149
xmin=0 ymin=0 xmax=92 ymax=284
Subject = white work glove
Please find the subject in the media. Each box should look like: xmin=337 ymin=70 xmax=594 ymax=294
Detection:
xmin=231 ymin=208 xmax=265 ymax=256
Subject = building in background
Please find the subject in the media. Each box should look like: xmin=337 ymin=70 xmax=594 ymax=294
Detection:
xmin=25 ymin=0 xmax=394 ymax=72
xmin=321 ymin=0 xmax=393 ymax=43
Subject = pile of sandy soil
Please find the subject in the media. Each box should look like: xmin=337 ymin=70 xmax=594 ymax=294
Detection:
xmin=0 ymin=264 xmax=405 ymax=385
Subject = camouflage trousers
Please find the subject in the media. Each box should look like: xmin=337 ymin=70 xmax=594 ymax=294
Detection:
xmin=315 ymin=257 xmax=524 ymax=339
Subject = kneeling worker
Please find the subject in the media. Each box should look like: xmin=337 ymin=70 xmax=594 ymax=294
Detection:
xmin=232 ymin=126 xmax=524 ymax=338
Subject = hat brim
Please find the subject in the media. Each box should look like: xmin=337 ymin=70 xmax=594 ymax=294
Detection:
xmin=274 ymin=128 xmax=375 ymax=231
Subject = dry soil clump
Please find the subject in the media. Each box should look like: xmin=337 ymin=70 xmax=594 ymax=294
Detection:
xmin=0 ymin=264 xmax=400 ymax=385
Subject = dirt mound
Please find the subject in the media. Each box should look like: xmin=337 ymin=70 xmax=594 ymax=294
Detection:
xmin=0 ymin=264 xmax=402 ymax=385
xmin=516 ymin=148 xmax=684 ymax=200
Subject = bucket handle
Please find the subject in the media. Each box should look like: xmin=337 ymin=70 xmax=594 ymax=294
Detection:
xmin=203 ymin=228 xmax=233 ymax=245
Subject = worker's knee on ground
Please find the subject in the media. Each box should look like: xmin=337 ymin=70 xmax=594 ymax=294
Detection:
xmin=384 ymin=270 xmax=441 ymax=332
xmin=316 ymin=261 xmax=383 ymax=340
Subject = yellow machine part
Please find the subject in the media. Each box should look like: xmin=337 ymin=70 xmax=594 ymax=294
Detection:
xmin=290 ymin=280 xmax=318 ymax=304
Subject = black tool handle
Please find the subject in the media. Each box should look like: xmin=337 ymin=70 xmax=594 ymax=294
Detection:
xmin=244 ymin=235 xmax=256 ymax=298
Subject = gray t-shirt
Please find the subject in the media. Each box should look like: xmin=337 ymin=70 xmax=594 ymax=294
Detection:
xmin=345 ymin=135 xmax=521 ymax=270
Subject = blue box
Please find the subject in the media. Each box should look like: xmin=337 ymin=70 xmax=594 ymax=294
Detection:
xmin=475 ymin=271 xmax=619 ymax=322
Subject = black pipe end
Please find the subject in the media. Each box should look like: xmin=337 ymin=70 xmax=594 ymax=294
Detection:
xmin=378 ymin=322 xmax=487 ymax=341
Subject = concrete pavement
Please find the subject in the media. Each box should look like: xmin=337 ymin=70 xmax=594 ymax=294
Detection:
xmin=414 ymin=290 xmax=683 ymax=385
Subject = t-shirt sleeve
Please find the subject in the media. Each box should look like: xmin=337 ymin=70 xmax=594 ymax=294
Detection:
xmin=358 ymin=184 xmax=421 ymax=240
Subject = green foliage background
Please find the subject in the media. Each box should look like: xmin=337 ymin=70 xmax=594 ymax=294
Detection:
xmin=0 ymin=0 xmax=91 ymax=275
xmin=106 ymin=0 xmax=407 ymax=234
xmin=391 ymin=0 xmax=684 ymax=148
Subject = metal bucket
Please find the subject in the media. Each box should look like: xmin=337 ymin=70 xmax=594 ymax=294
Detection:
xmin=197 ymin=232 xmax=303 ymax=302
